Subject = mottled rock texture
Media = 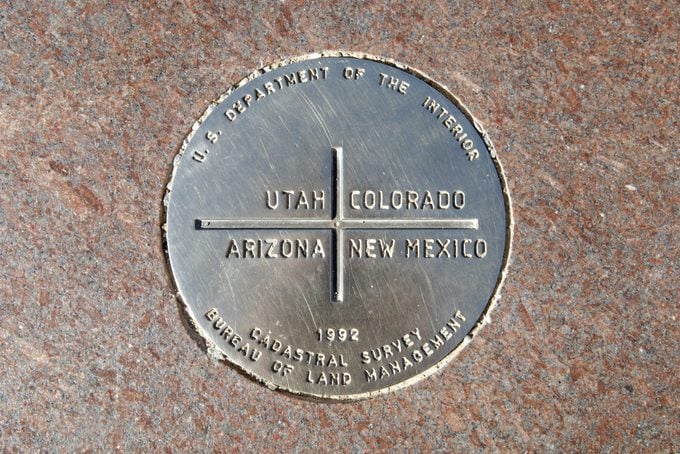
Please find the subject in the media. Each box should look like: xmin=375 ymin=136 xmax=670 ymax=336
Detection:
xmin=0 ymin=0 xmax=677 ymax=451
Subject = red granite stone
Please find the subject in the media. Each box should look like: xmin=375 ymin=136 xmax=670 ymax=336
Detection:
xmin=0 ymin=0 xmax=677 ymax=450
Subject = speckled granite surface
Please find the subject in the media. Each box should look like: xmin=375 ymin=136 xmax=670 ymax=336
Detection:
xmin=1 ymin=1 xmax=677 ymax=451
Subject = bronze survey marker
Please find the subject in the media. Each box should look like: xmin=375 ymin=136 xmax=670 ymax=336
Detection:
xmin=164 ymin=52 xmax=512 ymax=400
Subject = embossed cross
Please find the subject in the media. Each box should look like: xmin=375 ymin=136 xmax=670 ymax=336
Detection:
xmin=196 ymin=147 xmax=479 ymax=303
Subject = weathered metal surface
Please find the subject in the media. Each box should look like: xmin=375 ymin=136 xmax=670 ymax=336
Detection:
xmin=164 ymin=52 xmax=512 ymax=400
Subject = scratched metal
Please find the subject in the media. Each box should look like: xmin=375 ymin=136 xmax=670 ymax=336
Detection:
xmin=163 ymin=52 xmax=512 ymax=401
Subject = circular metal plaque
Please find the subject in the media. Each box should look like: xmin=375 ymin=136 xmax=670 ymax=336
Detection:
xmin=164 ymin=52 xmax=512 ymax=400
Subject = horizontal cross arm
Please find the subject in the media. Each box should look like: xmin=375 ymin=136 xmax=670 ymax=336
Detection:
xmin=195 ymin=218 xmax=479 ymax=230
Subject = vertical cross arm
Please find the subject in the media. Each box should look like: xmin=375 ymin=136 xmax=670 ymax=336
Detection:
xmin=332 ymin=146 xmax=344 ymax=303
